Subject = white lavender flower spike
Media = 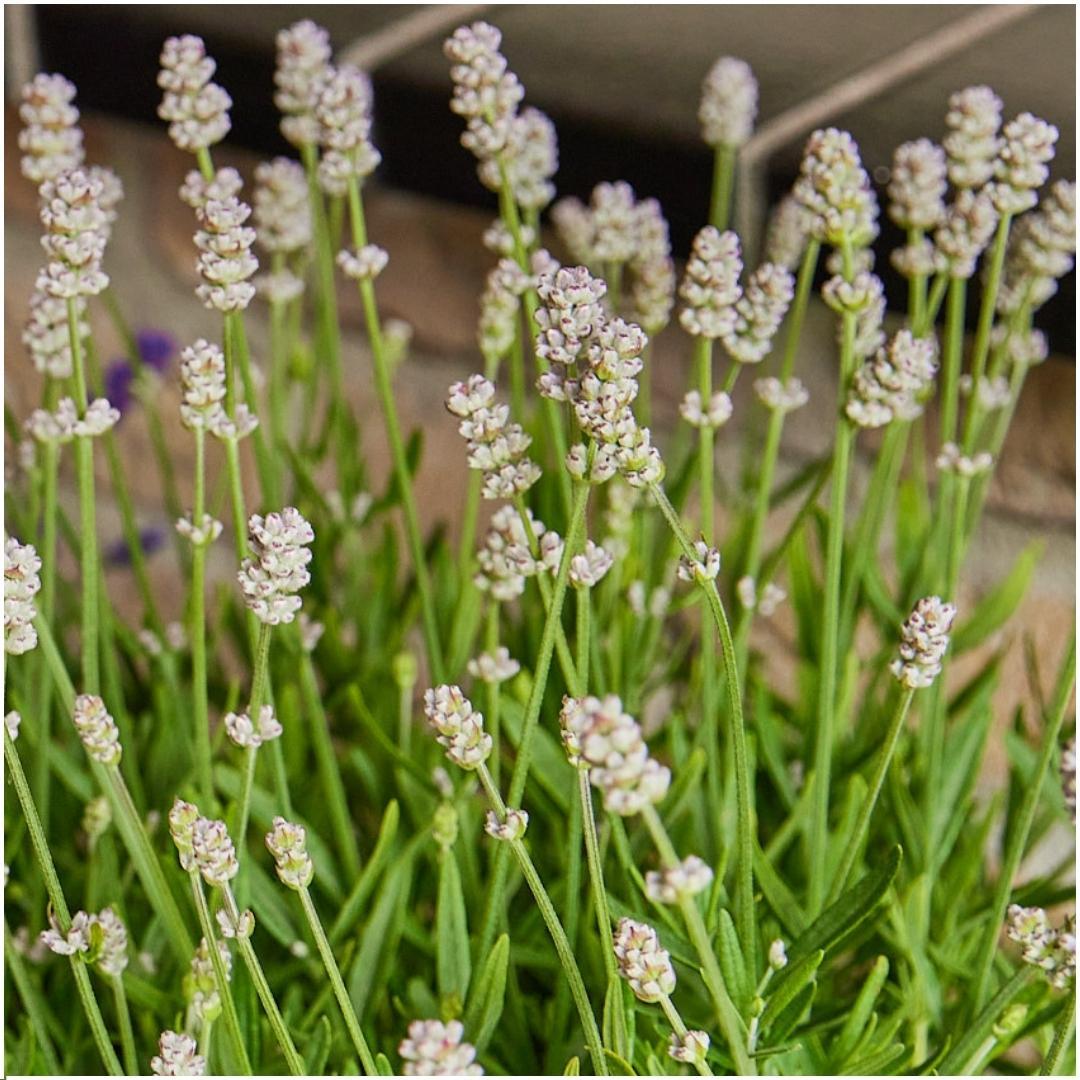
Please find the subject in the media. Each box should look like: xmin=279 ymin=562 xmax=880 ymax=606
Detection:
xmin=316 ymin=64 xmax=381 ymax=196
xmin=151 ymin=1030 xmax=206 ymax=1076
xmin=73 ymin=694 xmax=122 ymax=766
xmin=157 ymin=35 xmax=231 ymax=153
xmin=888 ymin=139 xmax=947 ymax=231
xmin=423 ymin=685 xmax=492 ymax=770
xmin=677 ymin=540 xmax=721 ymax=585
xmin=679 ymin=227 xmax=743 ymax=339
xmin=890 ymin=596 xmax=957 ymax=689
xmin=5 ymin=537 xmax=42 ymax=656
xmin=39 ymin=909 xmax=93 ymax=956
xmin=266 ymin=816 xmax=315 ymax=890
xmin=19 ymin=73 xmax=85 ymax=184
xmin=399 ymin=1018 xmax=483 ymax=1076
xmin=569 ymin=541 xmax=615 ymax=588
xmin=179 ymin=340 xmax=226 ymax=430
xmin=680 ymin=389 xmax=734 ymax=429
xmin=190 ymin=816 xmax=239 ymax=888
xmin=944 ymin=85 xmax=1002 ymax=190
xmin=699 ymin=56 xmax=757 ymax=148
xmin=23 ymin=289 xmax=86 ymax=379
xmin=195 ymin=196 xmax=259 ymax=313
xmin=237 ymin=508 xmax=315 ymax=625
xmin=225 ymin=705 xmax=283 ymax=749
xmin=1005 ymin=905 xmax=1075 ymax=990
xmin=467 ymin=647 xmax=520 ymax=684
xmin=613 ymin=917 xmax=676 ymax=1002
xmin=793 ymin=127 xmax=879 ymax=250
xmin=484 ymin=808 xmax=529 ymax=842
xmin=645 ymin=855 xmax=714 ymax=904
xmin=669 ymin=1030 xmax=710 ymax=1066
xmin=38 ymin=169 xmax=111 ymax=299
xmin=275 ymin=20 xmax=332 ymax=148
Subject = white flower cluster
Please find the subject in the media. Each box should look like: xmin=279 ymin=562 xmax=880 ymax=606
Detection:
xmin=645 ymin=855 xmax=714 ymax=903
xmin=793 ymin=127 xmax=879 ymax=249
xmin=316 ymin=64 xmax=381 ymax=197
xmin=19 ymin=73 xmax=84 ymax=185
xmin=237 ymin=508 xmax=315 ymax=625
xmin=680 ymin=389 xmax=733 ymax=430
xmin=337 ymin=244 xmax=388 ymax=282
xmin=723 ymin=263 xmax=795 ymax=364
xmin=168 ymin=798 xmax=201 ymax=872
xmin=765 ymin=194 xmax=812 ymax=271
xmin=252 ymin=158 xmax=311 ymax=302
xmin=678 ymin=226 xmax=742 ymax=339
xmin=183 ymin=936 xmax=232 ymax=1025
xmin=484 ymin=807 xmax=529 ymax=842
xmin=5 ymin=537 xmax=41 ymax=656
xmin=569 ymin=540 xmax=614 ymax=588
xmin=275 ymin=20 xmax=333 ymax=148
xmin=195 ymin=196 xmax=259 ymax=313
xmin=445 ymin=21 xmax=525 ymax=164
xmin=629 ymin=200 xmax=676 ymax=334
xmin=677 ymin=540 xmax=721 ymax=586
xmin=888 ymin=139 xmax=947 ymax=231
xmin=179 ymin=166 xmax=242 ymax=213
xmin=998 ymin=180 xmax=1076 ymax=315
xmin=474 ymin=506 xmax=562 ymax=601
xmin=23 ymin=289 xmax=86 ymax=379
xmin=6 ymin=711 xmax=21 ymax=741
xmin=157 ymin=35 xmax=231 ymax=152
xmin=467 ymin=647 xmax=520 ymax=684
xmin=993 ymin=325 xmax=1048 ymax=370
xmin=176 ymin=513 xmax=222 ymax=548
xmin=1058 ymin=738 xmax=1075 ymax=820
xmin=754 ymin=376 xmax=809 ymax=414
xmin=73 ymin=694 xmax=122 ymax=766
xmin=477 ymin=106 xmax=558 ymax=210
xmin=423 ymin=685 xmax=492 ymax=770
xmin=536 ymin=266 xmax=663 ymax=488
xmin=225 ymin=705 xmax=282 ymax=749
xmin=988 ymin=112 xmax=1059 ymax=216
xmin=612 ymin=917 xmax=676 ymax=1002
xmin=698 ymin=56 xmax=757 ymax=148
xmin=190 ymin=816 xmax=240 ymax=888
xmin=737 ymin=575 xmax=786 ymax=617
xmin=39 ymin=905 xmax=127 ymax=976
xmin=890 ymin=596 xmax=957 ymax=689
xmin=669 ymin=1030 xmax=710 ymax=1067
xmin=1005 ymin=905 xmax=1075 ymax=990
xmin=560 ymin=694 xmax=671 ymax=815
xmin=265 ymin=816 xmax=315 ymax=890
xmin=936 ymin=442 xmax=993 ymax=477
xmin=399 ymin=1019 xmax=483 ymax=1076
xmin=959 ymin=373 xmax=1011 ymax=411
xmin=446 ymin=374 xmax=541 ymax=500
xmin=944 ymin=85 xmax=1002 ymax=190
xmin=823 ymin=270 xmax=886 ymax=360
xmin=25 ymin=397 xmax=120 ymax=445
xmin=846 ymin=329 xmax=938 ymax=429
xmin=89 ymin=166 xmax=124 ymax=241
xmin=38 ymin=169 xmax=111 ymax=298
xmin=151 ymin=1030 xmax=206 ymax=1076
xmin=930 ymin=188 xmax=998 ymax=280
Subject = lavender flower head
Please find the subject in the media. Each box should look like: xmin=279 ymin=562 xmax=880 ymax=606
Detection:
xmin=237 ymin=508 xmax=315 ymax=625
xmin=699 ymin=56 xmax=757 ymax=148
xmin=19 ymin=73 xmax=84 ymax=185
xmin=399 ymin=1019 xmax=483 ymax=1076
xmin=38 ymin=168 xmax=111 ymax=299
xmin=793 ymin=127 xmax=879 ymax=250
xmin=157 ymin=35 xmax=231 ymax=153
xmin=5 ymin=537 xmax=42 ymax=656
xmin=613 ymin=917 xmax=676 ymax=1002
xmin=275 ymin=20 xmax=332 ymax=147
xmin=151 ymin=1030 xmax=206 ymax=1076
xmin=423 ymin=685 xmax=492 ymax=770
xmin=890 ymin=596 xmax=956 ymax=689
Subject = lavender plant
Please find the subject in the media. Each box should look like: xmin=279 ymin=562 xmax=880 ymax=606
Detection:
xmin=4 ymin=19 xmax=1076 ymax=1077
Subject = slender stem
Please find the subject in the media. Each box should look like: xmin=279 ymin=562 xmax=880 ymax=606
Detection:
xmin=828 ymin=687 xmax=916 ymax=903
xmin=579 ymin=772 xmax=617 ymax=989
xmin=223 ymin=436 xmax=249 ymax=563
xmin=709 ymin=144 xmax=737 ymax=230
xmin=961 ymin=213 xmax=1013 ymax=452
xmin=576 ymin=586 xmax=591 ymax=690
xmin=735 ymin=238 xmax=820 ymax=669
xmin=939 ymin=278 xmax=966 ymax=448
xmin=190 ymin=427 xmax=213 ymax=805
xmin=1041 ymin=985 xmax=1076 ymax=1075
xmin=484 ymin=602 xmax=502 ymax=787
xmin=969 ymin=635 xmax=1075 ymax=1013
xmin=650 ymin=484 xmax=756 ymax=964
xmin=298 ymin=887 xmax=376 ymax=1073
xmin=111 ymin=975 xmax=138 ymax=1076
xmin=189 ymin=875 xmax=253 ymax=1075
xmin=476 ymin=764 xmax=607 ymax=1075
xmin=808 ymin=262 xmax=858 ymax=914
xmin=68 ymin=296 xmax=100 ymax=693
xmin=345 ymin=176 xmax=446 ymax=682
xmin=229 ymin=312 xmax=278 ymax=507
xmin=4 ymin=730 xmax=124 ymax=1076
xmin=641 ymin=804 xmax=755 ymax=1075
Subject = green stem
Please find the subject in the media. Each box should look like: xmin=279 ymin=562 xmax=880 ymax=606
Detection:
xmin=476 ymin=765 xmax=607 ymax=1076
xmin=576 ymin=586 xmax=591 ymax=691
xmin=4 ymin=730 xmax=123 ymax=1076
xmin=484 ymin=602 xmax=502 ymax=788
xmin=709 ymin=144 xmax=737 ymax=231
xmin=189 ymin=874 xmax=253 ymax=1074
xmin=969 ymin=635 xmax=1075 ymax=1013
xmin=827 ymin=687 xmax=916 ymax=903
xmin=345 ymin=176 xmax=446 ymax=683
xmin=111 ymin=975 xmax=138 ymax=1076
xmin=223 ymin=436 xmax=250 ymax=564
xmin=1041 ymin=985 xmax=1076 ymax=1075
xmin=190 ymin=427 xmax=214 ymax=806
xmin=68 ymin=296 xmax=100 ymax=693
xmin=299 ymin=886 xmax=376 ymax=1074
xmin=650 ymin=485 xmax=756 ymax=967
xmin=234 ymin=623 xmax=274 ymax=848
xmin=940 ymin=967 xmax=1035 ymax=1075
xmin=229 ymin=312 xmax=278 ymax=507
xmin=641 ymin=804 xmax=754 ymax=1075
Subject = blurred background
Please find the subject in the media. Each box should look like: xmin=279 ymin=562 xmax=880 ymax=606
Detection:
xmin=4 ymin=4 xmax=1076 ymax=788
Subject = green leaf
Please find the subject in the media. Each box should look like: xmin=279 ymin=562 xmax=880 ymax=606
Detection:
xmin=563 ymin=1056 xmax=580 ymax=1075
xmin=788 ymin=846 xmax=902 ymax=965
xmin=304 ymin=1016 xmax=333 ymax=1076
xmin=831 ymin=955 xmax=889 ymax=1068
xmin=840 ymin=1042 xmax=907 ymax=1075
xmin=716 ymin=909 xmax=752 ymax=1016
xmin=753 ymin=842 xmax=808 ymax=937
xmin=463 ymin=933 xmax=509 ymax=1054
xmin=761 ymin=950 xmax=823 ymax=1033
xmin=952 ymin=541 xmax=1042 ymax=654
xmin=663 ymin=746 xmax=707 ymax=824
xmin=601 ymin=973 xmax=632 ymax=1063
xmin=375 ymin=1051 xmax=395 ymax=1075
xmin=766 ymin=981 xmax=816 ymax=1045
xmin=330 ymin=799 xmax=401 ymax=945
xmin=347 ymin=857 xmax=412 ymax=1018
xmin=436 ymin=849 xmax=471 ymax=1003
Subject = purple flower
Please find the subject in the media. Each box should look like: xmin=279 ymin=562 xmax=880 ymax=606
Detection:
xmin=106 ymin=527 xmax=166 ymax=568
xmin=104 ymin=359 xmax=135 ymax=417
xmin=136 ymin=328 xmax=177 ymax=374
